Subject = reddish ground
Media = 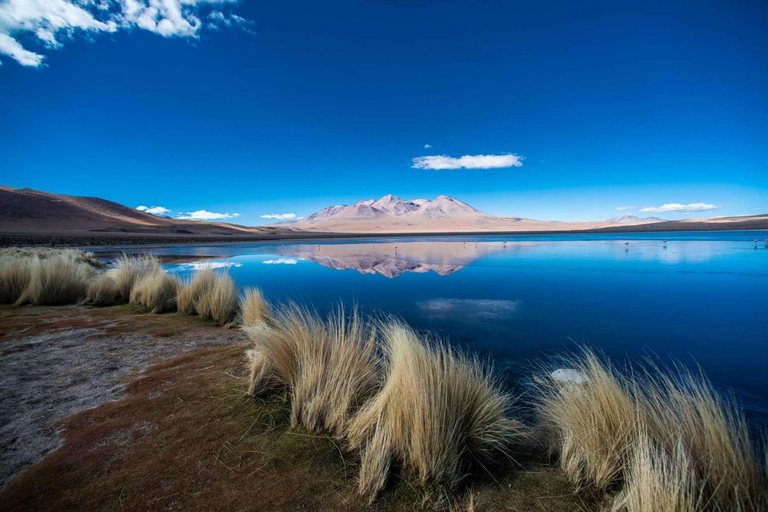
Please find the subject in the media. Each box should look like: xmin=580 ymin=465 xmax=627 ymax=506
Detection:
xmin=0 ymin=306 xmax=598 ymax=511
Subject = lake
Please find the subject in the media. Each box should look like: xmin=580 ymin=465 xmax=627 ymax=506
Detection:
xmin=96 ymin=230 xmax=768 ymax=422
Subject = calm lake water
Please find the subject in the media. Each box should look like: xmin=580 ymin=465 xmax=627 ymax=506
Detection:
xmin=97 ymin=231 xmax=768 ymax=422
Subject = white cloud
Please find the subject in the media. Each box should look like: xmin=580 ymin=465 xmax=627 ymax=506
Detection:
xmin=136 ymin=205 xmax=170 ymax=215
xmin=261 ymin=213 xmax=297 ymax=220
xmin=639 ymin=203 xmax=718 ymax=213
xmin=412 ymin=153 xmax=524 ymax=170
xmin=177 ymin=261 xmax=242 ymax=271
xmin=423 ymin=144 xmax=432 ymax=149
xmin=262 ymin=258 xmax=298 ymax=265
xmin=0 ymin=0 xmax=249 ymax=67
xmin=614 ymin=206 xmax=637 ymax=211
xmin=176 ymin=210 xmax=240 ymax=221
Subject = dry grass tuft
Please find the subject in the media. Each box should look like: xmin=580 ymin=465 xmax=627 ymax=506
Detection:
xmin=239 ymin=287 xmax=271 ymax=326
xmin=83 ymin=272 xmax=119 ymax=306
xmin=244 ymin=305 xmax=379 ymax=438
xmin=533 ymin=349 xmax=638 ymax=491
xmin=129 ymin=268 xmax=181 ymax=313
xmin=534 ymin=348 xmax=768 ymax=511
xmin=347 ymin=321 xmax=521 ymax=502
xmin=108 ymin=254 xmax=159 ymax=301
xmin=642 ymin=365 xmax=767 ymax=511
xmin=611 ymin=432 xmax=703 ymax=512
xmin=0 ymin=254 xmax=32 ymax=304
xmin=1 ymin=248 xmax=104 ymax=305
xmin=194 ymin=270 xmax=238 ymax=325
xmin=176 ymin=267 xmax=216 ymax=315
xmin=15 ymin=252 xmax=98 ymax=305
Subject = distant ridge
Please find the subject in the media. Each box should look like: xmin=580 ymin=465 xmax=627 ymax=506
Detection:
xmin=606 ymin=214 xmax=663 ymax=223
xmin=281 ymin=194 xmax=664 ymax=233
xmin=1 ymin=186 xmax=766 ymax=242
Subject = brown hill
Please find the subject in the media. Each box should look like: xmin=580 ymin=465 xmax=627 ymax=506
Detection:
xmin=0 ymin=186 xmax=264 ymax=236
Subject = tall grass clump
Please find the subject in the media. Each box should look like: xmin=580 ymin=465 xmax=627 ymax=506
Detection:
xmin=129 ymin=268 xmax=181 ymax=313
xmin=194 ymin=270 xmax=238 ymax=325
xmin=239 ymin=287 xmax=271 ymax=326
xmin=533 ymin=349 xmax=638 ymax=491
xmin=347 ymin=321 xmax=521 ymax=502
xmin=641 ymin=366 xmax=767 ymax=511
xmin=245 ymin=305 xmax=379 ymax=438
xmin=108 ymin=254 xmax=159 ymax=301
xmin=83 ymin=272 xmax=119 ymax=306
xmin=176 ymin=267 xmax=216 ymax=315
xmin=611 ymin=433 xmax=703 ymax=512
xmin=15 ymin=251 xmax=98 ymax=305
xmin=0 ymin=254 xmax=31 ymax=303
xmin=534 ymin=348 xmax=767 ymax=511
xmin=1 ymin=248 xmax=104 ymax=305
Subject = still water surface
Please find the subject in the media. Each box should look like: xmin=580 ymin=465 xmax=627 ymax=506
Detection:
xmin=98 ymin=231 xmax=768 ymax=421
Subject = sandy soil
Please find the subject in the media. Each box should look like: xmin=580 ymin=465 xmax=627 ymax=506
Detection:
xmin=0 ymin=305 xmax=245 ymax=489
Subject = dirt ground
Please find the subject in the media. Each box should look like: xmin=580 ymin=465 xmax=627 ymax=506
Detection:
xmin=0 ymin=305 xmax=599 ymax=511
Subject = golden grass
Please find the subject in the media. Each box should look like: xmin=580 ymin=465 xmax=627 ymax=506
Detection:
xmin=244 ymin=305 xmax=379 ymax=438
xmin=0 ymin=248 xmax=104 ymax=305
xmin=194 ymin=270 xmax=238 ymax=325
xmin=0 ymin=255 xmax=31 ymax=303
xmin=611 ymin=432 xmax=703 ymax=512
xmin=83 ymin=272 xmax=119 ymax=306
xmin=347 ymin=321 xmax=521 ymax=501
xmin=15 ymin=252 xmax=98 ymax=305
xmin=176 ymin=267 xmax=216 ymax=315
xmin=108 ymin=254 xmax=159 ymax=301
xmin=534 ymin=349 xmax=768 ymax=511
xmin=642 ymin=365 xmax=767 ymax=511
xmin=129 ymin=268 xmax=181 ymax=313
xmin=239 ymin=287 xmax=271 ymax=326
xmin=534 ymin=349 xmax=638 ymax=491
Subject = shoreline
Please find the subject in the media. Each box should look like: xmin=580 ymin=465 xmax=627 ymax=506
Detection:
xmin=2 ymin=225 xmax=767 ymax=248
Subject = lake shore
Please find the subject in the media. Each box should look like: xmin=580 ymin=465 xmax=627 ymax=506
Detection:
xmin=0 ymin=304 xmax=590 ymax=511
xmin=2 ymin=221 xmax=768 ymax=248
xmin=1 ymin=247 xmax=765 ymax=510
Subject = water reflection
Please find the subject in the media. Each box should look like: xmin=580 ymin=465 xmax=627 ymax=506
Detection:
xmin=272 ymin=241 xmax=527 ymax=278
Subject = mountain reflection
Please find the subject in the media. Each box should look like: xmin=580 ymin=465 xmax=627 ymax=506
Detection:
xmin=274 ymin=241 xmax=519 ymax=278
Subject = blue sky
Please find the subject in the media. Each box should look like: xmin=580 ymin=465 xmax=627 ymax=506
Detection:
xmin=1 ymin=0 xmax=766 ymax=225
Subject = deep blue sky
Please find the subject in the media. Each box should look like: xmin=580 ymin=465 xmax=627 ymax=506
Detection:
xmin=1 ymin=0 xmax=766 ymax=224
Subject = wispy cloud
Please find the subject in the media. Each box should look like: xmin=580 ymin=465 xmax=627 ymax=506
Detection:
xmin=137 ymin=205 xmax=170 ymax=216
xmin=0 ymin=0 xmax=250 ymax=67
xmin=176 ymin=210 xmax=240 ymax=221
xmin=423 ymin=144 xmax=432 ymax=149
xmin=412 ymin=153 xmax=524 ymax=170
xmin=615 ymin=206 xmax=637 ymax=211
xmin=261 ymin=213 xmax=297 ymax=220
xmin=263 ymin=258 xmax=298 ymax=265
xmin=640 ymin=203 xmax=718 ymax=213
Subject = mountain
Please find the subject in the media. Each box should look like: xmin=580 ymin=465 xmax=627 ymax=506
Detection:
xmin=282 ymin=194 xmax=663 ymax=233
xmin=606 ymin=214 xmax=663 ymax=223
xmin=0 ymin=186 xmax=269 ymax=237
